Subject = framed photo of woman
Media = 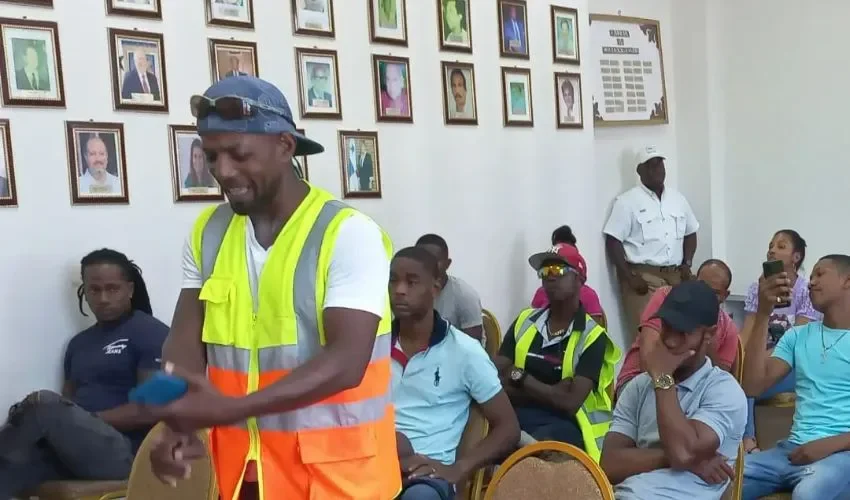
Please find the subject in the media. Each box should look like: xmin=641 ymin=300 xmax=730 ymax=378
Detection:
xmin=65 ymin=121 xmax=130 ymax=205
xmin=0 ymin=17 xmax=66 ymax=107
xmin=368 ymin=0 xmax=407 ymax=46
xmin=168 ymin=125 xmax=223 ymax=202
xmin=555 ymin=72 xmax=583 ymax=128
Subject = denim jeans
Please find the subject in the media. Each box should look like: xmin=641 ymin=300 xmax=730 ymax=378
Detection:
xmin=743 ymin=369 xmax=796 ymax=439
xmin=742 ymin=440 xmax=850 ymax=500
xmin=0 ymin=390 xmax=133 ymax=499
xmin=514 ymin=406 xmax=585 ymax=449
xmin=399 ymin=477 xmax=454 ymax=500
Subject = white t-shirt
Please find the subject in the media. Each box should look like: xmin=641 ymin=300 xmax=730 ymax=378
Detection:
xmin=182 ymin=212 xmax=389 ymax=317
xmin=603 ymin=184 xmax=699 ymax=267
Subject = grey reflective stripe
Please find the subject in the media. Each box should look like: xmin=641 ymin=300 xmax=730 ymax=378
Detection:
xmin=207 ymin=344 xmax=250 ymax=373
xmin=570 ymin=317 xmax=602 ymax=372
xmin=201 ymin=203 xmax=235 ymax=284
xmin=595 ymin=435 xmax=605 ymax=451
xmin=514 ymin=309 xmax=546 ymax=345
xmin=586 ymin=409 xmax=612 ymax=424
xmin=257 ymin=333 xmax=391 ymax=373
xmin=256 ymin=393 xmax=390 ymax=431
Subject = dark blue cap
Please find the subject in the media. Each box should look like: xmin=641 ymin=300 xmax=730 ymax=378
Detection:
xmin=654 ymin=280 xmax=719 ymax=333
xmin=196 ymin=76 xmax=324 ymax=156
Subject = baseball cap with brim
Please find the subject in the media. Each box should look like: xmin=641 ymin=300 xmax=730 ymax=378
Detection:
xmin=527 ymin=244 xmax=588 ymax=281
xmin=635 ymin=145 xmax=665 ymax=165
xmin=195 ymin=76 xmax=324 ymax=157
xmin=653 ymin=280 xmax=719 ymax=333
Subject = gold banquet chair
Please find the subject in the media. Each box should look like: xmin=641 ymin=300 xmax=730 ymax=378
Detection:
xmin=720 ymin=339 xmax=746 ymax=500
xmin=484 ymin=441 xmax=614 ymax=500
xmin=24 ymin=423 xmax=216 ymax=500
xmin=481 ymin=309 xmax=502 ymax=358
xmin=456 ymin=404 xmax=489 ymax=500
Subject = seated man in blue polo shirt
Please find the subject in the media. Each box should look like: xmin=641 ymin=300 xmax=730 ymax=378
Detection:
xmin=600 ymin=280 xmax=747 ymax=500
xmin=390 ymin=246 xmax=519 ymax=500
xmin=741 ymin=255 xmax=850 ymax=500
xmin=495 ymin=244 xmax=621 ymax=461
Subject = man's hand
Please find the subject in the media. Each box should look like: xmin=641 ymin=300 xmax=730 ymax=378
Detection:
xmin=679 ymin=265 xmax=693 ymax=282
xmin=140 ymin=363 xmax=243 ymax=433
xmin=639 ymin=329 xmax=694 ymax=378
xmin=627 ymin=272 xmax=649 ymax=295
xmin=756 ymin=274 xmax=792 ymax=315
xmin=402 ymin=455 xmax=464 ymax=485
xmin=689 ymin=454 xmax=734 ymax=485
xmin=149 ymin=425 xmax=208 ymax=486
xmin=789 ymin=437 xmax=841 ymax=465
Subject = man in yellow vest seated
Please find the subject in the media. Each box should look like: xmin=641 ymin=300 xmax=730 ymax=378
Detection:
xmin=495 ymin=244 xmax=621 ymax=461
xmin=144 ymin=76 xmax=400 ymax=500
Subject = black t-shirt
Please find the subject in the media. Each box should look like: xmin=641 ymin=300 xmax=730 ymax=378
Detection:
xmin=499 ymin=306 xmax=607 ymax=386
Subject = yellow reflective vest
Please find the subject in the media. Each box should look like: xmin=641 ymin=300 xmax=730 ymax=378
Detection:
xmin=512 ymin=308 xmax=622 ymax=461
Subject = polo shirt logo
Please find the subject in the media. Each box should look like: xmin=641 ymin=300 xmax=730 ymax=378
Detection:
xmin=102 ymin=339 xmax=129 ymax=355
xmin=434 ymin=367 xmax=441 ymax=387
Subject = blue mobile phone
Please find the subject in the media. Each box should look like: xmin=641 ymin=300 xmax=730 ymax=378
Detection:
xmin=128 ymin=371 xmax=188 ymax=406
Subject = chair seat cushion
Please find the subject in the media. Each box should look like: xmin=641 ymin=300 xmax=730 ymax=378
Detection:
xmin=27 ymin=480 xmax=127 ymax=499
xmin=493 ymin=456 xmax=601 ymax=499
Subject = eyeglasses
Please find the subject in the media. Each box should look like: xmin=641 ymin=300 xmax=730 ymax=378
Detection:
xmin=189 ymin=95 xmax=295 ymax=127
xmin=537 ymin=264 xmax=576 ymax=279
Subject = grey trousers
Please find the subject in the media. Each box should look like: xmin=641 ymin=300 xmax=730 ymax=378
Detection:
xmin=0 ymin=390 xmax=133 ymax=500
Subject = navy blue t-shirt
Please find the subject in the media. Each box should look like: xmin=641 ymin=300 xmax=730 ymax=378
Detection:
xmin=63 ymin=310 xmax=169 ymax=451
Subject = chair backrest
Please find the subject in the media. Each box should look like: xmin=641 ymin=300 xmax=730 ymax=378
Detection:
xmin=126 ymin=423 xmax=216 ymax=500
xmin=482 ymin=309 xmax=502 ymax=357
xmin=732 ymin=338 xmax=744 ymax=383
xmin=456 ymin=404 xmax=489 ymax=500
xmin=484 ymin=441 xmax=614 ymax=500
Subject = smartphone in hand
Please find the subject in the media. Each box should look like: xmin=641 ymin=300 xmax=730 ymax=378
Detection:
xmin=129 ymin=372 xmax=188 ymax=406
xmin=762 ymin=260 xmax=791 ymax=308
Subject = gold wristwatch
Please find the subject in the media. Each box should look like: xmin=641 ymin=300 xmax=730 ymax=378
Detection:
xmin=652 ymin=373 xmax=675 ymax=390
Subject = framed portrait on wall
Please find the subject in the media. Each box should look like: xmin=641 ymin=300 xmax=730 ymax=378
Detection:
xmin=208 ymin=39 xmax=258 ymax=83
xmin=294 ymin=128 xmax=309 ymax=181
xmin=437 ymin=0 xmax=472 ymax=53
xmin=555 ymin=72 xmax=583 ymax=129
xmin=589 ymin=14 xmax=669 ymax=126
xmin=206 ymin=0 xmax=254 ymax=29
xmin=291 ymin=0 xmax=335 ymax=38
xmin=368 ymin=0 xmax=407 ymax=46
xmin=65 ymin=121 xmax=129 ymax=205
xmin=105 ymin=0 xmax=162 ymax=19
xmin=501 ymin=67 xmax=533 ymax=127
xmin=441 ymin=61 xmax=477 ymax=125
xmin=551 ymin=5 xmax=579 ymax=64
xmin=108 ymin=28 xmax=169 ymax=112
xmin=372 ymin=55 xmax=412 ymax=123
xmin=338 ymin=131 xmax=381 ymax=199
xmin=0 ymin=119 xmax=18 ymax=207
xmin=168 ymin=125 xmax=223 ymax=203
xmin=295 ymin=47 xmax=342 ymax=119
xmin=497 ymin=0 xmax=529 ymax=59
xmin=0 ymin=18 xmax=66 ymax=107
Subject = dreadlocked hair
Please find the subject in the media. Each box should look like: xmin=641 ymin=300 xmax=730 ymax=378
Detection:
xmin=77 ymin=248 xmax=152 ymax=317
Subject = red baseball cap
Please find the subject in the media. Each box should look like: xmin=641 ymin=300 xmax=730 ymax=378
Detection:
xmin=528 ymin=244 xmax=587 ymax=281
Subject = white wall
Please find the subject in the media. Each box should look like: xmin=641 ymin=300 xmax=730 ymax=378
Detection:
xmin=0 ymin=0 xmax=600 ymax=411
xmin=718 ymin=0 xmax=850 ymax=293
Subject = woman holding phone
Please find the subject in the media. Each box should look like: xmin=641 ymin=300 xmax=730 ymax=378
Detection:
xmin=740 ymin=229 xmax=821 ymax=453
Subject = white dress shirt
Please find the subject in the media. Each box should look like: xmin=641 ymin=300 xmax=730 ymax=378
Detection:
xmin=603 ymin=184 xmax=699 ymax=267
xmin=78 ymin=170 xmax=121 ymax=195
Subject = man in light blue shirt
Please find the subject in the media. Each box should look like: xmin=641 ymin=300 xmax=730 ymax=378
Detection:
xmin=389 ymin=247 xmax=519 ymax=500
xmin=742 ymin=254 xmax=850 ymax=500
xmin=601 ymin=281 xmax=747 ymax=500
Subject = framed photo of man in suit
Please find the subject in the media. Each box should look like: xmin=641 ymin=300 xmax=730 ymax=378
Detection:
xmin=65 ymin=121 xmax=130 ymax=205
xmin=206 ymin=0 xmax=254 ymax=29
xmin=338 ymin=130 xmax=381 ymax=199
xmin=208 ymin=39 xmax=258 ymax=84
xmin=0 ymin=18 xmax=66 ymax=107
xmin=0 ymin=119 xmax=18 ymax=207
xmin=108 ymin=28 xmax=169 ymax=112
xmin=295 ymin=47 xmax=342 ymax=119
xmin=497 ymin=0 xmax=529 ymax=59
xmin=106 ymin=0 xmax=162 ymax=19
